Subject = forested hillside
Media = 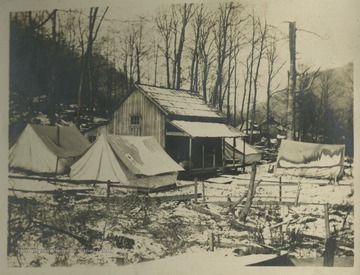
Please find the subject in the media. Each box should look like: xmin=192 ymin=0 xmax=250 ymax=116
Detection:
xmin=8 ymin=6 xmax=354 ymax=156
xmin=9 ymin=11 xmax=128 ymax=142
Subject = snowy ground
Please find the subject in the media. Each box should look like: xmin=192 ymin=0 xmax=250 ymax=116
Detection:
xmin=7 ymin=163 xmax=354 ymax=268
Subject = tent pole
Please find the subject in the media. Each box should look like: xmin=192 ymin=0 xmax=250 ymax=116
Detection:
xmin=57 ymin=125 xmax=60 ymax=146
xmin=222 ymin=138 xmax=225 ymax=169
xmin=54 ymin=157 xmax=59 ymax=180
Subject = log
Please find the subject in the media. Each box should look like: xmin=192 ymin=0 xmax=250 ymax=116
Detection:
xmin=32 ymin=219 xmax=90 ymax=247
xmin=191 ymin=204 xmax=222 ymax=222
xmin=233 ymin=243 xmax=273 ymax=256
xmin=229 ymin=219 xmax=259 ymax=233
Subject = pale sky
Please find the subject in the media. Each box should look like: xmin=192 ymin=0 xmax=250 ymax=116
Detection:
xmin=2 ymin=0 xmax=358 ymax=70
xmin=104 ymin=0 xmax=359 ymax=70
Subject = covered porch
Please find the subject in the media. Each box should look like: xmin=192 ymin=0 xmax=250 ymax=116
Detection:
xmin=165 ymin=120 xmax=247 ymax=178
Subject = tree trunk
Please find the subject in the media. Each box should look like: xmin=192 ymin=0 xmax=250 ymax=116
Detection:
xmin=249 ymin=23 xmax=266 ymax=144
xmin=240 ymin=58 xmax=249 ymax=129
xmin=238 ymin=163 xmax=258 ymax=222
xmin=50 ymin=10 xmax=57 ymax=125
xmin=233 ymin=46 xmax=237 ymax=127
xmin=226 ymin=39 xmax=232 ymax=125
xmin=246 ymin=16 xmax=257 ymax=139
xmin=202 ymin=57 xmax=208 ymax=103
xmin=287 ymin=22 xmax=296 ymax=140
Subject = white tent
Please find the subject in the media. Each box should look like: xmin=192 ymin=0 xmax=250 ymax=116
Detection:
xmin=224 ymin=138 xmax=262 ymax=165
xmin=70 ymin=134 xmax=184 ymax=189
xmin=9 ymin=124 xmax=91 ymax=174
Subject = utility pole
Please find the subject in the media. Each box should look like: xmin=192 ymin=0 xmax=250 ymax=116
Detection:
xmin=287 ymin=22 xmax=296 ymax=140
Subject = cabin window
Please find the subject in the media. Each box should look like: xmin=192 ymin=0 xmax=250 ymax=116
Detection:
xmin=130 ymin=115 xmax=141 ymax=136
xmin=130 ymin=115 xmax=140 ymax=126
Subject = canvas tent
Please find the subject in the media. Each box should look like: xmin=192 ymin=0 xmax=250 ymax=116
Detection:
xmin=276 ymin=140 xmax=345 ymax=179
xmin=224 ymin=138 xmax=262 ymax=165
xmin=70 ymin=134 xmax=184 ymax=189
xmin=9 ymin=124 xmax=91 ymax=174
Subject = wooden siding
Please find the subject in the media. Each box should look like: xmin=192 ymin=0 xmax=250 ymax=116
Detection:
xmin=84 ymin=124 xmax=109 ymax=139
xmin=110 ymin=90 xmax=166 ymax=147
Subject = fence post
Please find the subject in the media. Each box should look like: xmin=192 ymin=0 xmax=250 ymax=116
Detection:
xmin=323 ymin=204 xmax=335 ymax=266
xmin=279 ymin=177 xmax=282 ymax=202
xmin=107 ymin=180 xmax=111 ymax=211
xmin=324 ymin=204 xmax=330 ymax=239
xmin=209 ymin=232 xmax=214 ymax=251
xmin=194 ymin=177 xmax=198 ymax=203
xmin=202 ymin=182 xmax=205 ymax=202
xmin=294 ymin=181 xmax=301 ymax=206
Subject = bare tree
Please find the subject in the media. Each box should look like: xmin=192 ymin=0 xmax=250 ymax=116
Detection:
xmin=198 ymin=10 xmax=215 ymax=103
xmin=316 ymin=69 xmax=339 ymax=142
xmin=264 ymin=34 xmax=285 ymax=146
xmin=134 ymin=18 xmax=147 ymax=84
xmin=189 ymin=4 xmax=205 ymax=93
xmin=248 ymin=20 xmax=267 ymax=144
xmin=295 ymin=65 xmax=321 ymax=141
xmin=244 ymin=13 xmax=257 ymax=134
xmin=212 ymin=2 xmax=243 ymax=111
xmin=153 ymin=39 xmax=160 ymax=86
xmin=170 ymin=4 xmax=194 ymax=89
xmin=155 ymin=9 xmax=173 ymax=88
xmin=76 ymin=7 xmax=108 ymax=125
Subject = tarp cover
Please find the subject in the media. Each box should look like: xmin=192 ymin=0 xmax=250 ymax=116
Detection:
xmin=9 ymin=124 xmax=90 ymax=174
xmin=70 ymin=134 xmax=183 ymax=188
xmin=224 ymin=138 xmax=262 ymax=164
xmin=170 ymin=120 xmax=246 ymax=138
xmin=276 ymin=140 xmax=345 ymax=179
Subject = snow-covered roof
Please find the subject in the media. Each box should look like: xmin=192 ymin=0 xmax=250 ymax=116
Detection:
xmin=137 ymin=84 xmax=223 ymax=119
xmin=169 ymin=120 xmax=246 ymax=138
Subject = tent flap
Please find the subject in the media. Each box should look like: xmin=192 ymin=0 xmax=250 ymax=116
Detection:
xmin=224 ymin=138 xmax=262 ymax=164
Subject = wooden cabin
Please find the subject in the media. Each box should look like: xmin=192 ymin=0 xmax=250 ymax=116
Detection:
xmin=85 ymin=84 xmax=246 ymax=177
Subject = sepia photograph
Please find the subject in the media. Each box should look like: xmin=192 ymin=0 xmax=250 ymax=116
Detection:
xmin=1 ymin=0 xmax=358 ymax=273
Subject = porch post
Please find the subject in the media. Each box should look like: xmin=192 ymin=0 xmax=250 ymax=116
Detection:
xmin=189 ymin=137 xmax=192 ymax=173
xmin=202 ymin=141 xmax=205 ymax=170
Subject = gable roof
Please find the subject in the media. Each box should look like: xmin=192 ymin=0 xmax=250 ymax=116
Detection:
xmin=136 ymin=84 xmax=223 ymax=119
xmin=30 ymin=124 xmax=91 ymax=158
xmin=260 ymin=116 xmax=280 ymax=127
